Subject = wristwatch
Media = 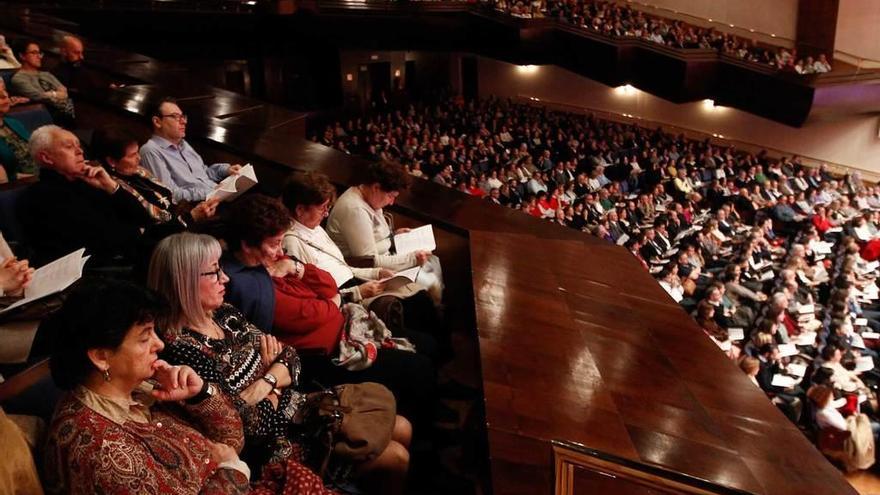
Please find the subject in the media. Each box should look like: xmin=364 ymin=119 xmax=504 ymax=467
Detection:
xmin=185 ymin=382 xmax=216 ymax=405
xmin=261 ymin=372 xmax=278 ymax=388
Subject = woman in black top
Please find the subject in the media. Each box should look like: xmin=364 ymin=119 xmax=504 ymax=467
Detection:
xmin=90 ymin=127 xmax=218 ymax=227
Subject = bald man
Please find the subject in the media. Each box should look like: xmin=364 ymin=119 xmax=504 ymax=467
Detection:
xmin=52 ymin=35 xmax=96 ymax=93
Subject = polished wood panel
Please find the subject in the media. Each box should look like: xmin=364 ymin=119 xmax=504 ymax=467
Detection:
xmin=471 ymin=231 xmax=855 ymax=495
xmin=0 ymin=359 xmax=49 ymax=403
xmin=796 ymin=0 xmax=840 ymax=56
xmin=555 ymin=443 xmax=751 ymax=495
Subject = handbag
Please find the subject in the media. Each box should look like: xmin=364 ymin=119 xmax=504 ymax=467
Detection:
xmin=335 ymin=303 xmax=415 ymax=371
xmin=303 ymin=382 xmax=396 ymax=475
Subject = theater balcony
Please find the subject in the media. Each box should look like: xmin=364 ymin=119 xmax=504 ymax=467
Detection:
xmin=16 ymin=0 xmax=880 ymax=128
xmin=0 ymin=4 xmax=863 ymax=495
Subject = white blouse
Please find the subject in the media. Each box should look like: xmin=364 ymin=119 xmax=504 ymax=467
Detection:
xmin=326 ymin=187 xmax=417 ymax=272
xmin=282 ymin=220 xmax=380 ymax=287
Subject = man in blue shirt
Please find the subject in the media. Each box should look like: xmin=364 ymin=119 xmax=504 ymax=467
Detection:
xmin=139 ymin=97 xmax=241 ymax=203
xmin=772 ymin=195 xmax=806 ymax=223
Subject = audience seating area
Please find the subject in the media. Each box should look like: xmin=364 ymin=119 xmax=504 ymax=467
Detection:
xmin=0 ymin=5 xmax=870 ymax=495
xmin=314 ymin=94 xmax=880 ymax=474
xmin=487 ymin=0 xmax=833 ymax=74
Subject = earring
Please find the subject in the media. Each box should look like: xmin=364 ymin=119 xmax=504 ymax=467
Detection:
xmin=102 ymin=368 xmax=111 ymax=382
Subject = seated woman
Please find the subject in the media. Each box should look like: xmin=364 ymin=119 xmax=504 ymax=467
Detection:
xmin=281 ymin=172 xmax=447 ymax=357
xmin=739 ymin=356 xmax=760 ymax=387
xmin=148 ymin=232 xmax=412 ymax=492
xmin=808 ymin=384 xmax=876 ymax=471
xmin=722 ymin=263 xmax=767 ymax=309
xmin=0 ymin=87 xmax=37 ymax=182
xmin=43 ymin=278 xmax=332 ymax=494
xmin=218 ymin=196 xmax=437 ymax=429
xmin=326 ymin=161 xmax=443 ymax=304
xmin=695 ymin=300 xmax=728 ymax=342
xmin=91 ymin=127 xmax=219 ymax=228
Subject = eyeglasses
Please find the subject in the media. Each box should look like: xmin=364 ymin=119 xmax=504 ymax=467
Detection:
xmin=160 ymin=113 xmax=187 ymax=121
xmin=24 ymin=50 xmax=43 ymax=56
xmin=200 ymin=267 xmax=224 ymax=282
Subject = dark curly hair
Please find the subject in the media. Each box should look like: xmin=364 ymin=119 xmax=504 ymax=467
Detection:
xmin=281 ymin=171 xmax=337 ymax=211
xmin=357 ymin=161 xmax=412 ymax=192
xmin=49 ymin=279 xmax=168 ymax=391
xmin=224 ymin=194 xmax=291 ymax=251
xmin=91 ymin=127 xmax=139 ymax=166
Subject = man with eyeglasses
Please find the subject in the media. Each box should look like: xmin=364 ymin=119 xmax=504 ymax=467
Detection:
xmin=140 ymin=97 xmax=242 ymax=203
xmin=9 ymin=40 xmax=75 ymax=126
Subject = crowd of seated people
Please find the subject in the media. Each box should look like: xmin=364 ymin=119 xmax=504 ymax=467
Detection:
xmin=487 ymin=0 xmax=832 ymax=74
xmin=314 ymin=93 xmax=880 ymax=471
xmin=0 ymin=32 xmax=122 ymax=184
xmin=0 ymin=34 xmax=468 ymax=490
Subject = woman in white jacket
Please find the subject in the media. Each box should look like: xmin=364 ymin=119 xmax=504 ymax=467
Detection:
xmin=326 ymin=161 xmax=443 ymax=304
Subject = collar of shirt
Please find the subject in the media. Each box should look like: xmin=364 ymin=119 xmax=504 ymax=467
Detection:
xmin=150 ymin=134 xmax=187 ymax=152
xmin=292 ymin=219 xmax=318 ymax=239
xmin=75 ymin=384 xmax=154 ymax=425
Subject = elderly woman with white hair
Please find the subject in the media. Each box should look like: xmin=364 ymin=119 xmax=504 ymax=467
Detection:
xmin=148 ymin=232 xmax=412 ymax=494
xmin=19 ymin=124 xmax=151 ymax=266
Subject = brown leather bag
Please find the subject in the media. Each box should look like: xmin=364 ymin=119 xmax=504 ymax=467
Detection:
xmin=310 ymin=382 xmax=396 ymax=468
xmin=366 ymin=295 xmax=405 ymax=335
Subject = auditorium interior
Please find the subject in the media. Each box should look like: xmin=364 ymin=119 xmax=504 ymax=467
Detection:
xmin=4 ymin=0 xmax=880 ymax=494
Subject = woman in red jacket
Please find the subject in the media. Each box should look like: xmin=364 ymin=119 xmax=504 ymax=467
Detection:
xmin=811 ymin=205 xmax=835 ymax=234
xmin=219 ymin=194 xmax=437 ymax=438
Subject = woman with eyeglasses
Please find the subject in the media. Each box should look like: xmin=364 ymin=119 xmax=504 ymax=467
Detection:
xmin=217 ymin=195 xmax=437 ymax=437
xmin=148 ymin=232 xmax=412 ymax=493
xmin=43 ymin=278 xmax=334 ymax=495
xmin=9 ymin=39 xmax=75 ymax=126
xmin=325 ymin=161 xmax=444 ymax=305
xmin=281 ymin=172 xmax=447 ymax=357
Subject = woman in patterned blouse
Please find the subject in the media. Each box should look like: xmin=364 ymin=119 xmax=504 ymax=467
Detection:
xmin=91 ymin=126 xmax=219 ymax=227
xmin=43 ymin=278 xmax=332 ymax=495
xmin=148 ymin=232 xmax=412 ymax=494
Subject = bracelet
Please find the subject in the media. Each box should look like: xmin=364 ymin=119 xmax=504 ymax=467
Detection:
xmin=273 ymin=350 xmax=292 ymax=370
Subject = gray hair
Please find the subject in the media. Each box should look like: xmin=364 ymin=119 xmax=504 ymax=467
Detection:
xmin=29 ymin=125 xmax=64 ymax=161
xmin=771 ymin=292 xmax=788 ymax=308
xmin=147 ymin=232 xmax=222 ymax=335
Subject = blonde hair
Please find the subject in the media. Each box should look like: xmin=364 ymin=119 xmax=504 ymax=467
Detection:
xmin=751 ymin=332 xmax=774 ymax=347
xmin=147 ymin=232 xmax=221 ymax=335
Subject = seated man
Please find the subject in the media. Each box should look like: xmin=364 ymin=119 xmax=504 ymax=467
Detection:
xmin=18 ymin=125 xmax=151 ymax=267
xmin=139 ymin=97 xmax=241 ymax=203
xmin=49 ymin=35 xmax=98 ymax=94
xmin=9 ymin=40 xmax=74 ymax=126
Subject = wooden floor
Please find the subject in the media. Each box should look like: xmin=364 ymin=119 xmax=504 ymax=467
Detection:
xmin=848 ymin=471 xmax=880 ymax=495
